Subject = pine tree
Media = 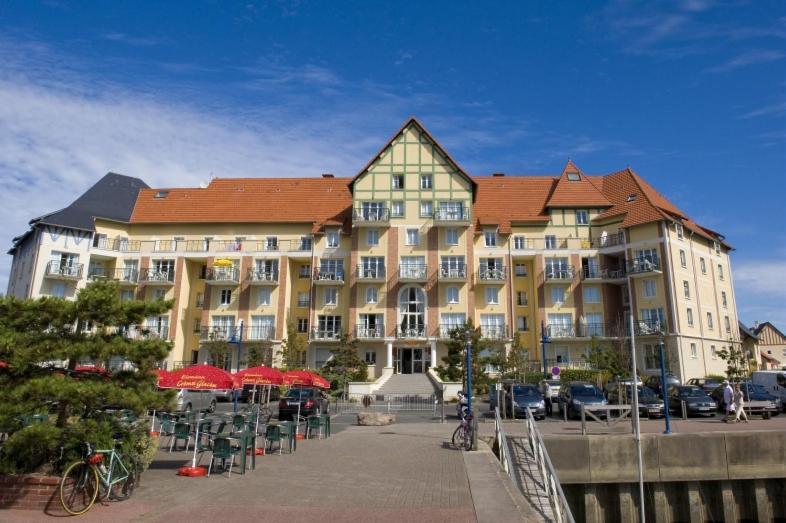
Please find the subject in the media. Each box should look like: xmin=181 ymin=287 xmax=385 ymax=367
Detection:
xmin=280 ymin=322 xmax=307 ymax=370
xmin=321 ymin=332 xmax=367 ymax=392
xmin=436 ymin=320 xmax=492 ymax=394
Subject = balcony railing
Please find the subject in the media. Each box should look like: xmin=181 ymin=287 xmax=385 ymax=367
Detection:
xmin=399 ymin=265 xmax=428 ymax=280
xmin=204 ymin=267 xmax=240 ymax=284
xmin=139 ymin=268 xmax=175 ymax=284
xmin=601 ymin=267 xmax=627 ymax=280
xmin=91 ymin=238 xmax=312 ymax=254
xmin=296 ymin=298 xmax=310 ymax=308
xmin=630 ymin=320 xmax=665 ymax=336
xmin=313 ymin=268 xmax=345 ymax=284
xmin=433 ymin=208 xmax=470 ymax=222
xmin=477 ymin=266 xmax=506 ymax=281
xmin=581 ymin=266 xmax=602 ymax=280
xmin=353 ymin=207 xmax=390 ymax=224
xmin=439 ymin=324 xmax=464 ymax=338
xmin=247 ymin=326 xmax=275 ymax=341
xmin=113 ymin=268 xmax=139 ymax=284
xmin=439 ymin=265 xmax=467 ymax=280
xmin=124 ymin=325 xmax=169 ymax=340
xmin=357 ymin=265 xmax=386 ymax=280
xmin=311 ymin=328 xmax=342 ymax=341
xmin=593 ymin=231 xmax=626 ymax=249
xmin=45 ymin=261 xmax=84 ymax=280
xmin=544 ymin=267 xmax=575 ymax=281
xmin=397 ymin=326 xmax=427 ymax=338
xmin=355 ymin=325 xmax=385 ymax=339
xmin=626 ymin=257 xmax=661 ymax=275
xmin=578 ymin=323 xmax=606 ymax=337
xmin=545 ymin=324 xmax=576 ymax=339
xmin=480 ymin=325 xmax=507 ymax=340
xmin=247 ymin=268 xmax=279 ymax=284
xmin=200 ymin=325 xmax=239 ymax=341
xmin=93 ymin=238 xmax=142 ymax=252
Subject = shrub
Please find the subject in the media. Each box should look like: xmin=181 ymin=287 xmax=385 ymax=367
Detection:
xmin=559 ymin=369 xmax=609 ymax=386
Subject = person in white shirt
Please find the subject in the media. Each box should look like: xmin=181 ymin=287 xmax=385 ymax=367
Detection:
xmin=733 ymin=384 xmax=749 ymax=423
xmin=722 ymin=381 xmax=734 ymax=422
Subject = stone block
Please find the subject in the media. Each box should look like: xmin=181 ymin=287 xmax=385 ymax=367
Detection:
xmin=543 ymin=435 xmax=591 ymax=484
xmin=586 ymin=434 xmax=660 ymax=483
xmin=658 ymin=433 xmax=728 ymax=481
xmin=725 ymin=431 xmax=786 ymax=479
xmin=357 ymin=412 xmax=395 ymax=426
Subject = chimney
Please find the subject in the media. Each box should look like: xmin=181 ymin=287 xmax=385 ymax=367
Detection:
xmin=492 ymin=172 xmax=505 ymax=177
xmin=322 ymin=173 xmax=335 ymax=178
xmin=754 ymin=321 xmax=760 ymax=329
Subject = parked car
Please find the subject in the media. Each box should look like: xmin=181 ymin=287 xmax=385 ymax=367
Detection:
xmin=278 ymin=387 xmax=330 ymax=420
xmin=751 ymin=371 xmax=786 ymax=411
xmin=685 ymin=377 xmax=723 ymax=394
xmin=488 ymin=379 xmax=519 ymax=412
xmin=667 ymin=386 xmax=716 ymax=417
xmin=558 ymin=382 xmax=607 ymax=419
xmin=239 ymin=384 xmax=280 ymax=403
xmin=643 ymin=374 xmax=681 ymax=397
xmin=505 ymin=384 xmax=547 ymax=420
xmin=709 ymin=382 xmax=781 ymax=417
xmin=607 ymin=385 xmax=665 ymax=418
xmin=174 ymin=389 xmax=217 ymax=413
xmin=213 ymin=389 xmax=234 ymax=402
xmin=539 ymin=379 xmax=561 ymax=415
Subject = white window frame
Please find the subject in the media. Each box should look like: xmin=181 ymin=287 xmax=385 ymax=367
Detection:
xmin=392 ymin=174 xmax=405 ymax=190
xmin=551 ymin=286 xmax=566 ymax=305
xmin=219 ymin=289 xmax=232 ymax=305
xmin=485 ymin=286 xmax=500 ymax=305
xmin=575 ymin=210 xmax=589 ymax=225
xmin=643 ymin=279 xmax=657 ymax=298
xmin=680 ymin=250 xmax=687 ymax=268
xmin=700 ymin=258 xmax=706 ymax=274
xmin=391 ymin=201 xmax=404 ymax=217
xmin=515 ymin=263 xmax=527 ymax=277
xmin=366 ymin=229 xmax=379 ymax=247
xmin=707 ymin=312 xmax=714 ymax=330
xmin=683 ymin=280 xmax=691 ymax=299
xmin=690 ymin=343 xmax=697 ymax=358
xmin=324 ymin=288 xmax=338 ymax=307
xmin=513 ymin=235 xmax=526 ymax=249
xmin=365 ymin=286 xmax=378 ymax=304
xmin=445 ymin=228 xmax=459 ymax=246
xmin=718 ymin=264 xmax=724 ymax=280
xmin=257 ymin=287 xmax=271 ymax=307
xmin=406 ymin=228 xmax=419 ymax=246
xmin=687 ymin=308 xmax=694 ymax=326
xmin=446 ymin=286 xmax=460 ymax=304
xmin=583 ymin=286 xmax=601 ymax=304
xmin=484 ymin=229 xmax=497 ymax=247
xmin=326 ymin=229 xmax=340 ymax=248
xmin=420 ymin=200 xmax=433 ymax=218
xmin=676 ymin=223 xmax=684 ymax=240
xmin=420 ymin=174 xmax=432 ymax=189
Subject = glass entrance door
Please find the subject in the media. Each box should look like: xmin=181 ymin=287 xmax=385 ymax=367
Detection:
xmin=397 ymin=348 xmax=426 ymax=374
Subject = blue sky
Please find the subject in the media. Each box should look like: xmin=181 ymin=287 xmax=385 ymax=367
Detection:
xmin=1 ymin=1 xmax=784 ymax=326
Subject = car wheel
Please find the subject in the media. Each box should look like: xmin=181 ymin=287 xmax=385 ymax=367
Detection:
xmin=208 ymin=400 xmax=216 ymax=413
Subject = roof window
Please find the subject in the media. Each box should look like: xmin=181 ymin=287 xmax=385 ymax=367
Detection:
xmin=626 ymin=194 xmax=637 ymax=202
xmin=154 ymin=191 xmax=169 ymax=199
xmin=566 ymin=172 xmax=581 ymax=181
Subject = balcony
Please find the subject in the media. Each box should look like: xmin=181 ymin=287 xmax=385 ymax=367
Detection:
xmin=630 ymin=320 xmax=666 ymax=337
xmin=246 ymin=325 xmax=275 ymax=341
xmin=480 ymin=325 xmax=507 ymax=340
xmin=545 ymin=324 xmax=576 ymax=339
xmin=93 ymin=238 xmax=142 ymax=252
xmin=139 ymin=268 xmax=175 ymax=285
xmin=356 ymin=265 xmax=386 ymax=281
xmin=44 ymin=261 xmax=84 ymax=280
xmin=353 ymin=207 xmax=390 ymax=226
xmin=577 ymin=323 xmax=608 ymax=338
xmin=296 ymin=298 xmax=310 ymax=308
xmin=433 ymin=208 xmax=471 ymax=225
xmin=313 ymin=268 xmax=345 ymax=285
xmin=247 ymin=268 xmax=279 ymax=285
xmin=311 ymin=328 xmax=342 ymax=341
xmin=543 ymin=267 xmax=575 ymax=283
xmin=113 ymin=268 xmax=139 ymax=285
xmin=439 ymin=324 xmax=463 ymax=339
xmin=477 ymin=266 xmax=506 ymax=283
xmin=200 ymin=325 xmax=240 ymax=342
xmin=397 ymin=326 xmax=427 ymax=339
xmin=355 ymin=325 xmax=385 ymax=339
xmin=124 ymin=324 xmax=169 ymax=340
xmin=625 ymin=258 xmax=661 ymax=276
xmin=601 ymin=266 xmax=627 ymax=283
xmin=204 ymin=267 xmax=240 ymax=285
xmin=438 ymin=265 xmax=467 ymax=281
xmin=399 ymin=265 xmax=428 ymax=282
xmin=593 ymin=231 xmax=626 ymax=250
xmin=581 ymin=266 xmax=602 ymax=280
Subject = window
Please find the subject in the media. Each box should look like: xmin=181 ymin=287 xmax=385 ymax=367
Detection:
xmin=92 ymin=233 xmax=107 ymax=248
xmin=257 ymin=288 xmax=271 ymax=306
xmin=718 ymin=264 xmax=724 ymax=280
xmin=707 ymin=312 xmax=714 ymax=330
xmin=326 ymin=229 xmax=340 ymax=248
xmin=547 ymin=313 xmax=573 ymax=337
xmin=480 ymin=314 xmax=505 ymax=338
xmin=400 ymin=256 xmax=425 ymax=278
xmin=700 ymin=258 xmax=706 ymax=274
xmin=626 ymin=194 xmax=637 ymax=202
xmin=680 ymin=250 xmax=687 ymax=268
xmin=440 ymin=256 xmax=465 ymax=277
xmin=545 ymin=235 xmax=557 ymax=249
xmin=51 ymin=282 xmax=66 ymax=298
xmin=583 ymin=286 xmax=600 ymax=303
xmin=516 ymin=291 xmax=528 ymax=306
xmin=319 ymin=259 xmax=344 ymax=279
xmin=392 ymin=174 xmax=404 ymax=189
xmin=250 ymin=315 xmax=274 ymax=340
xmin=399 ymin=287 xmax=425 ymax=336
xmin=437 ymin=201 xmax=465 ymax=221
xmin=687 ymin=308 xmax=694 ymax=326
xmin=299 ymin=236 xmax=313 ymax=251
xmin=725 ymin=316 xmax=731 ymax=333
xmin=513 ymin=235 xmax=526 ymax=249
xmin=446 ymin=286 xmax=459 ymax=304
xmin=644 ymin=344 xmax=658 ymax=369
xmin=517 ymin=316 xmax=529 ymax=332
xmin=297 ymin=292 xmax=309 ymax=307
xmin=643 ymin=279 xmax=657 ymax=298
xmin=444 ymin=228 xmax=459 ymax=245
xmin=297 ymin=318 xmax=309 ymax=333
xmin=690 ymin=343 xmax=697 ymax=359
xmin=420 ymin=174 xmax=432 ymax=189
xmin=366 ymin=229 xmax=379 ymax=246
xmin=153 ymin=288 xmax=167 ymax=300
xmin=360 ymin=256 xmax=385 ymax=278
xmin=567 ymin=172 xmax=581 ymax=181
xmin=484 ymin=229 xmax=497 ymax=247
xmin=265 ymin=236 xmax=278 ymax=251
xmin=551 ymin=286 xmax=566 ymax=304
xmin=683 ymin=280 xmax=691 ymax=299
xmin=120 ymin=290 xmax=134 ymax=302
xmin=299 ymin=264 xmax=311 ymax=278
xmin=711 ymin=345 xmax=717 ymax=360
xmin=641 ymin=308 xmax=665 ymax=331
xmin=515 ymin=263 xmax=527 ymax=277
xmin=721 ymin=291 xmax=727 ymax=308
xmin=575 ymin=210 xmax=589 ymax=225
xmin=365 ymin=286 xmax=378 ymax=304
xmin=405 ymin=228 xmax=419 ymax=246
xmin=317 ymin=315 xmax=342 ymax=336
xmin=420 ymin=200 xmax=433 ymax=217
xmin=365 ymin=351 xmax=377 ymax=365
xmin=324 ymin=288 xmax=338 ymax=306
xmin=485 ymin=287 xmax=500 ymax=305
xmin=675 ymin=223 xmax=684 ymax=240
xmin=714 ymin=241 xmax=720 ymax=254
xmin=391 ymin=201 xmax=404 ymax=217
xmin=219 ymin=289 xmax=232 ymax=305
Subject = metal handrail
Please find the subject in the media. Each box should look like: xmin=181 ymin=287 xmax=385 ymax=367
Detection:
xmin=493 ymin=407 xmax=517 ymax=485
xmin=525 ymin=407 xmax=575 ymax=523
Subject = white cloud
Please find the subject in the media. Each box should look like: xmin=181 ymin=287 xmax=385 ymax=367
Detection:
xmin=733 ymin=260 xmax=786 ymax=296
xmin=705 ymin=49 xmax=785 ymax=73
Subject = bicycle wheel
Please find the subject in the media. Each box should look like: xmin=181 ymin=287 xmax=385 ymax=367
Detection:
xmin=463 ymin=424 xmax=473 ymax=451
xmin=451 ymin=424 xmax=465 ymax=448
xmin=111 ymin=455 xmax=138 ymax=501
xmin=60 ymin=461 xmax=99 ymax=515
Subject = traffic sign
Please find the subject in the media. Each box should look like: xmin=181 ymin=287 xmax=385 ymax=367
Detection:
xmin=551 ymin=366 xmax=561 ymax=376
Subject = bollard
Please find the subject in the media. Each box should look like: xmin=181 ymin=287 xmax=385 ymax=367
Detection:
xmin=563 ymin=401 xmax=568 ymax=422
xmin=682 ymin=400 xmax=687 ymax=420
xmin=581 ymin=404 xmax=587 ymax=435
xmin=440 ymin=386 xmax=445 ymax=423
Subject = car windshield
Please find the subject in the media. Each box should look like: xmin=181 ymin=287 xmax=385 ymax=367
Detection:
xmin=679 ymin=386 xmax=705 ymax=397
xmin=285 ymin=389 xmax=315 ymax=398
xmin=512 ymin=385 xmax=539 ymax=396
xmin=545 ymin=380 xmax=560 ymax=386
xmin=638 ymin=387 xmax=658 ymax=400
xmin=571 ymin=384 xmax=600 ymax=396
xmin=741 ymin=383 xmax=766 ymax=394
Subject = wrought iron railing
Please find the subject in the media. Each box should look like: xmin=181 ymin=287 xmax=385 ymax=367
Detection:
xmin=356 ymin=265 xmax=386 ymax=279
xmin=399 ymin=265 xmax=428 ymax=280
xmin=247 ymin=326 xmax=274 ymax=340
xmin=355 ymin=325 xmax=385 ymax=339
xmin=310 ymin=328 xmax=342 ymax=341
xmin=353 ymin=207 xmax=390 ymax=223
xmin=544 ymin=267 xmax=575 ymax=281
xmin=478 ymin=266 xmax=506 ymax=281
xmin=439 ymin=265 xmax=467 ymax=279
xmin=139 ymin=268 xmax=175 ymax=283
xmin=433 ymin=208 xmax=470 ymax=222
xmin=247 ymin=268 xmax=278 ymax=283
xmin=45 ymin=261 xmax=83 ymax=279
xmin=397 ymin=326 xmax=426 ymax=338
xmin=626 ymin=257 xmax=661 ymax=274
xmin=204 ymin=267 xmax=239 ymax=283
xmin=480 ymin=325 xmax=507 ymax=340
xmin=313 ymin=268 xmax=345 ymax=283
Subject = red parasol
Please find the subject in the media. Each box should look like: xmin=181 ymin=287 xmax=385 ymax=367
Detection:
xmin=283 ymin=370 xmax=330 ymax=389
xmin=236 ymin=366 xmax=284 ymax=386
xmin=160 ymin=364 xmax=235 ymax=390
xmin=155 ymin=368 xmax=171 ymax=386
xmin=0 ymin=361 xmax=8 ymax=369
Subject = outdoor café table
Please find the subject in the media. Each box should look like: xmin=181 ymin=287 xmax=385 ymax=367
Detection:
xmin=227 ymin=430 xmax=256 ymax=474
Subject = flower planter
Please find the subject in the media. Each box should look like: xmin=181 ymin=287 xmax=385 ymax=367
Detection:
xmin=0 ymin=474 xmax=67 ymax=513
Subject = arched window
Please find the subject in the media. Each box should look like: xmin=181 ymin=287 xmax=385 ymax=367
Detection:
xmin=399 ymin=286 xmax=426 ymax=337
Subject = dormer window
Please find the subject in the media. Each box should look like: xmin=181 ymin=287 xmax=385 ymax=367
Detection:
xmin=626 ymin=194 xmax=637 ymax=202
xmin=675 ymin=223 xmax=684 ymax=240
xmin=154 ymin=191 xmax=169 ymax=199
xmin=566 ymin=172 xmax=581 ymax=181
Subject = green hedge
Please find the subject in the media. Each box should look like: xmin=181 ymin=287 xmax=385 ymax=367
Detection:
xmin=558 ymin=369 xmax=609 ymax=386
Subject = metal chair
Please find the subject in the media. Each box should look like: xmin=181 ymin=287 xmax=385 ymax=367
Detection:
xmin=169 ymin=422 xmax=191 ymax=452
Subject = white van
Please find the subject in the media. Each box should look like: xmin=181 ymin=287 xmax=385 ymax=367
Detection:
xmin=751 ymin=371 xmax=786 ymax=412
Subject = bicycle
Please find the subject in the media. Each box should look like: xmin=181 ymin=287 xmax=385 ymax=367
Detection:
xmin=451 ymin=413 xmax=474 ymax=451
xmin=59 ymin=441 xmax=139 ymax=515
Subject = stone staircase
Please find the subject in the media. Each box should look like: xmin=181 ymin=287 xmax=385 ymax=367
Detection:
xmin=375 ymin=373 xmax=437 ymax=396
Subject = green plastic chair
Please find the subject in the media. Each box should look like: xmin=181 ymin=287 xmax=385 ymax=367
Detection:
xmin=265 ymin=425 xmax=283 ymax=455
xmin=231 ymin=414 xmax=246 ymax=433
xmin=169 ymin=422 xmax=191 ymax=452
xmin=306 ymin=416 xmax=322 ymax=440
xmin=207 ymin=437 xmax=241 ymax=477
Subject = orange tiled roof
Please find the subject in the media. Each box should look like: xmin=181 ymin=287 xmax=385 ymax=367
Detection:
xmin=130 ymin=177 xmax=353 ymax=232
xmin=545 ymin=160 xmax=611 ymax=208
xmin=472 ymin=176 xmax=554 ymax=233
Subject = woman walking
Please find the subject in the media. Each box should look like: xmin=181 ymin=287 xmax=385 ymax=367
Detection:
xmin=733 ymin=384 xmax=749 ymax=423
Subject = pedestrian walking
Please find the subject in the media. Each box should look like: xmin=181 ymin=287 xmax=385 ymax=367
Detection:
xmin=722 ymin=380 xmax=734 ymax=422
xmin=733 ymin=384 xmax=749 ymax=423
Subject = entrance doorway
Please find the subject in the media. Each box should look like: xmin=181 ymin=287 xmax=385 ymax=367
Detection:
xmin=395 ymin=348 xmax=428 ymax=374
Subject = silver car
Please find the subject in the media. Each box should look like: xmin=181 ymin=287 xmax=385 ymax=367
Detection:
xmin=174 ymin=389 xmax=217 ymax=413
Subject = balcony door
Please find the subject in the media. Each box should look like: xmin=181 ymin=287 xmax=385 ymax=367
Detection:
xmin=361 ymin=201 xmax=386 ymax=220
xmin=399 ymin=286 xmax=425 ymax=337
xmin=397 ymin=348 xmax=426 ymax=374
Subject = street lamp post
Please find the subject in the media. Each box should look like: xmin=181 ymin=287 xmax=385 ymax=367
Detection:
xmin=659 ymin=336 xmax=671 ymax=435
xmin=465 ymin=330 xmax=473 ymax=418
xmin=540 ymin=320 xmax=551 ymax=379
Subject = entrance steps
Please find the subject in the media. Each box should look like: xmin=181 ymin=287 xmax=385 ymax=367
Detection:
xmin=375 ymin=373 xmax=437 ymax=396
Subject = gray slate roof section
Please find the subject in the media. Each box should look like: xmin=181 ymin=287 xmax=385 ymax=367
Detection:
xmin=30 ymin=172 xmax=149 ymax=231
xmin=738 ymin=321 xmax=760 ymax=341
